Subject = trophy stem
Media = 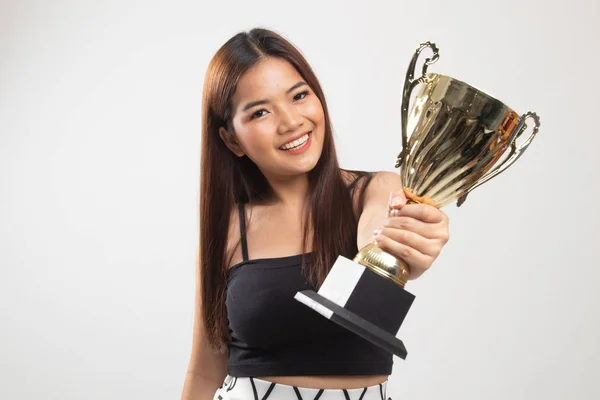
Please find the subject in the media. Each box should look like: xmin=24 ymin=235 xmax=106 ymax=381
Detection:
xmin=353 ymin=242 xmax=411 ymax=288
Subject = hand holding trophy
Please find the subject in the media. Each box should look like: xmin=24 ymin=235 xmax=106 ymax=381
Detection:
xmin=295 ymin=41 xmax=541 ymax=359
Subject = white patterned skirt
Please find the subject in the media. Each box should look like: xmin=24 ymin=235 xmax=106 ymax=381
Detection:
xmin=213 ymin=375 xmax=391 ymax=400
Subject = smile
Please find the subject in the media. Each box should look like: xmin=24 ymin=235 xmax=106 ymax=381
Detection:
xmin=279 ymin=132 xmax=311 ymax=151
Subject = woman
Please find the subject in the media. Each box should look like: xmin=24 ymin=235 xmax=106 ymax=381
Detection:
xmin=181 ymin=28 xmax=450 ymax=400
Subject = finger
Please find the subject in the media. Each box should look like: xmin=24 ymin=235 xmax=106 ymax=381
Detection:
xmin=386 ymin=204 xmax=407 ymax=218
xmin=374 ymin=234 xmax=431 ymax=279
xmin=382 ymin=214 xmax=441 ymax=239
xmin=388 ymin=191 xmax=407 ymax=210
xmin=398 ymin=203 xmax=445 ymax=223
xmin=379 ymin=226 xmax=439 ymax=257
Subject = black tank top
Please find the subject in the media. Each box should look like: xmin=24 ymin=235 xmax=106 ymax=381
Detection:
xmin=226 ymin=172 xmax=393 ymax=377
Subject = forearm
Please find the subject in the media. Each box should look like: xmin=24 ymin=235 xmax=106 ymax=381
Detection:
xmin=357 ymin=172 xmax=403 ymax=250
xmin=357 ymin=209 xmax=386 ymax=250
xmin=181 ymin=370 xmax=224 ymax=400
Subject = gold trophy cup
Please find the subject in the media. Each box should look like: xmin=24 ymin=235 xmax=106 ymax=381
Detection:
xmin=296 ymin=41 xmax=541 ymax=359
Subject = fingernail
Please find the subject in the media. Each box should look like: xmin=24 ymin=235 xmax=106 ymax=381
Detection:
xmin=372 ymin=228 xmax=382 ymax=236
xmin=374 ymin=234 xmax=384 ymax=244
xmin=390 ymin=209 xmax=401 ymax=217
xmin=391 ymin=196 xmax=404 ymax=207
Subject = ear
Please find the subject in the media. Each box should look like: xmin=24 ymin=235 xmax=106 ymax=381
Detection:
xmin=218 ymin=126 xmax=245 ymax=157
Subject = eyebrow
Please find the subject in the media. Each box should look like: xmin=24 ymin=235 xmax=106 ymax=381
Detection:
xmin=242 ymin=81 xmax=308 ymax=112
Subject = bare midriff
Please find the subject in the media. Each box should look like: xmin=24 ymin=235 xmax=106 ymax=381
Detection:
xmin=257 ymin=375 xmax=388 ymax=389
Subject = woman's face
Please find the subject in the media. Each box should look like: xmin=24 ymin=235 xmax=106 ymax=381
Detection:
xmin=220 ymin=57 xmax=325 ymax=181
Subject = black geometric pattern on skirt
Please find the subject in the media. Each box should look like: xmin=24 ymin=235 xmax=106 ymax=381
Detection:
xmin=216 ymin=377 xmax=392 ymax=400
xmin=216 ymin=376 xmax=239 ymax=400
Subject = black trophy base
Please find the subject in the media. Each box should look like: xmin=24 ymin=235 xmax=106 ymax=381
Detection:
xmin=294 ymin=255 xmax=415 ymax=359
xmin=295 ymin=289 xmax=409 ymax=359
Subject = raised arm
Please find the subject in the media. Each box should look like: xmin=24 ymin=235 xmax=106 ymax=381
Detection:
xmin=356 ymin=172 xmax=403 ymax=251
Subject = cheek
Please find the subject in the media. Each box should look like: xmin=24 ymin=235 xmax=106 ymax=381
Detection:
xmin=233 ymin=119 xmax=271 ymax=151
xmin=238 ymin=130 xmax=279 ymax=162
xmin=306 ymin=99 xmax=325 ymax=122
xmin=306 ymin=100 xmax=325 ymax=147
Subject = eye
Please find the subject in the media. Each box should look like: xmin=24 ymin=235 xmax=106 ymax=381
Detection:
xmin=250 ymin=109 xmax=268 ymax=120
xmin=293 ymin=90 xmax=309 ymax=101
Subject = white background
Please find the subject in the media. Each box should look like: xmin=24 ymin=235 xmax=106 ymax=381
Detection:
xmin=1 ymin=0 xmax=599 ymax=399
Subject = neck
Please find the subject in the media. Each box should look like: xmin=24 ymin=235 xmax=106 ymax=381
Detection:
xmin=264 ymin=172 xmax=310 ymax=209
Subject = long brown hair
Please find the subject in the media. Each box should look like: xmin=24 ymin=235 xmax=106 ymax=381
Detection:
xmin=200 ymin=28 xmax=365 ymax=352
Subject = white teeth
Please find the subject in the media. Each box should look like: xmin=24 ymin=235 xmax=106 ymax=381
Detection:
xmin=280 ymin=133 xmax=309 ymax=150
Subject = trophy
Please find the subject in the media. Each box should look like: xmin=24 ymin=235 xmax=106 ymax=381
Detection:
xmin=295 ymin=41 xmax=541 ymax=359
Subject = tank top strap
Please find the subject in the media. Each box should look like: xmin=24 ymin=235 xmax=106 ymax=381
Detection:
xmin=237 ymin=202 xmax=249 ymax=261
xmin=357 ymin=172 xmax=374 ymax=216
xmin=346 ymin=171 xmax=374 ymax=217
xmin=347 ymin=171 xmax=370 ymax=192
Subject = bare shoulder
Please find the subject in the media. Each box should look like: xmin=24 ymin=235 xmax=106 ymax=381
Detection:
xmin=339 ymin=169 xmax=397 ymax=219
xmin=341 ymin=169 xmax=402 ymax=200
xmin=362 ymin=171 xmax=403 ymax=210
xmin=367 ymin=171 xmax=402 ymax=192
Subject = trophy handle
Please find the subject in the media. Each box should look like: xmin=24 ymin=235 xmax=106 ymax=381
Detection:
xmin=395 ymin=41 xmax=440 ymax=168
xmin=456 ymin=111 xmax=541 ymax=207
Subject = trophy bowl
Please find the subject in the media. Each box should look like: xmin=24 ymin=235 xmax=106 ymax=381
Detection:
xmin=296 ymin=41 xmax=541 ymax=359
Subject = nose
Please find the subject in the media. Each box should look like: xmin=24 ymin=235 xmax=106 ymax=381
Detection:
xmin=277 ymin=104 xmax=303 ymax=134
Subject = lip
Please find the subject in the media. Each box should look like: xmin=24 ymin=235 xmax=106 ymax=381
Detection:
xmin=280 ymin=132 xmax=312 ymax=155
xmin=279 ymin=131 xmax=312 ymax=149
